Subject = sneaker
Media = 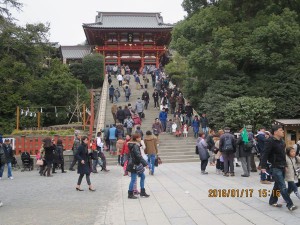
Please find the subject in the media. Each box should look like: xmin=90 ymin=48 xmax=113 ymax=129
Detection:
xmin=8 ymin=177 xmax=14 ymax=180
xmin=260 ymin=180 xmax=272 ymax=184
xmin=288 ymin=205 xmax=297 ymax=211
xmin=201 ymin=171 xmax=208 ymax=175
xmin=270 ymin=203 xmax=282 ymax=208
xmin=223 ymin=173 xmax=229 ymax=177
xmin=241 ymin=174 xmax=249 ymax=177
xmin=0 ymin=201 xmax=3 ymax=207
xmin=0 ymin=177 xmax=2 ymax=180
xmin=230 ymin=172 xmax=235 ymax=177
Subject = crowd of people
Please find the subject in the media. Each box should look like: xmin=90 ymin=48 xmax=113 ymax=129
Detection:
xmin=1 ymin=64 xmax=300 ymax=211
xmin=195 ymin=124 xmax=300 ymax=211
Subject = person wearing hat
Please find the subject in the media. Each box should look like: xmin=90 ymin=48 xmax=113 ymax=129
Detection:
xmin=0 ymin=139 xmax=14 ymax=180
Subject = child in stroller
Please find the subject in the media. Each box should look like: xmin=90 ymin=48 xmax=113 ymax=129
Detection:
xmin=21 ymin=151 xmax=34 ymax=171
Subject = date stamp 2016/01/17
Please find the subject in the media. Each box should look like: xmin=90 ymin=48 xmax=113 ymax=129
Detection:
xmin=208 ymin=189 xmax=281 ymax=198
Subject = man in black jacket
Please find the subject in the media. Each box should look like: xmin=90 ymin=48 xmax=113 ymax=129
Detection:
xmin=261 ymin=125 xmax=297 ymax=211
xmin=0 ymin=139 xmax=14 ymax=179
xmin=152 ymin=90 xmax=159 ymax=109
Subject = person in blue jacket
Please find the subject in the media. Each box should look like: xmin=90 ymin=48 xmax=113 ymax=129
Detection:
xmin=192 ymin=115 xmax=200 ymax=138
xmin=159 ymin=108 xmax=168 ymax=132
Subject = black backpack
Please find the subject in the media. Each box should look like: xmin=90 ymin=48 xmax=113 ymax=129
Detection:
xmin=223 ymin=136 xmax=234 ymax=152
xmin=244 ymin=140 xmax=253 ymax=152
xmin=0 ymin=146 xmax=7 ymax=165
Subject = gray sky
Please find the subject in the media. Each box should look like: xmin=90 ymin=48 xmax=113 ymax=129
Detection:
xmin=13 ymin=0 xmax=186 ymax=45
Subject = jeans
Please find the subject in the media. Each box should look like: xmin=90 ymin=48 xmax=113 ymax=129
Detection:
xmin=202 ymin=127 xmax=209 ymax=136
xmin=201 ymin=159 xmax=208 ymax=171
xmin=98 ymin=152 xmax=107 ymax=169
xmin=185 ymin=116 xmax=192 ymax=126
xmin=148 ymin=154 xmax=156 ymax=174
xmin=154 ymin=99 xmax=159 ymax=108
xmin=129 ymin=172 xmax=145 ymax=191
xmin=109 ymin=95 xmax=113 ymax=103
xmin=287 ymin=181 xmax=298 ymax=194
xmin=126 ymin=127 xmax=132 ymax=135
xmin=222 ymin=152 xmax=234 ymax=173
xmin=114 ymin=96 xmax=119 ymax=103
xmin=240 ymin=156 xmax=251 ymax=176
xmin=0 ymin=162 xmax=12 ymax=178
xmin=269 ymin=168 xmax=293 ymax=207
xmin=92 ymin=158 xmax=103 ymax=171
xmin=161 ymin=120 xmax=166 ymax=132
xmin=125 ymin=96 xmax=130 ymax=102
xmin=110 ymin=139 xmax=117 ymax=152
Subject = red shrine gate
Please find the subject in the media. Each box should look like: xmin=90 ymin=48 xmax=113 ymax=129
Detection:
xmin=83 ymin=12 xmax=173 ymax=71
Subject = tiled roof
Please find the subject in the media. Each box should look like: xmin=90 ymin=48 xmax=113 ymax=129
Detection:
xmin=83 ymin=12 xmax=173 ymax=29
xmin=60 ymin=46 xmax=92 ymax=59
xmin=274 ymin=119 xmax=300 ymax=125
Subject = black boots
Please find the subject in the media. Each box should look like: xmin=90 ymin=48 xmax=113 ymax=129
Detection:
xmin=128 ymin=191 xmax=137 ymax=199
xmin=128 ymin=189 xmax=150 ymax=199
xmin=140 ymin=188 xmax=150 ymax=198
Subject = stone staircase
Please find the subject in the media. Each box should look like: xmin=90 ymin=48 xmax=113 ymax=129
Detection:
xmin=101 ymin=75 xmax=199 ymax=165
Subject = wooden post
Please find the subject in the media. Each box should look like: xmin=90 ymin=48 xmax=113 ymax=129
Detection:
xmin=83 ymin=104 xmax=86 ymax=130
xmin=16 ymin=106 xmax=20 ymax=130
xmin=37 ymin=112 xmax=41 ymax=129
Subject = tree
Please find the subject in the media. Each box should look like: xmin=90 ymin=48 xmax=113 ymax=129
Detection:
xmin=81 ymin=53 xmax=104 ymax=88
xmin=0 ymin=1 xmax=90 ymax=133
xmin=182 ymin=0 xmax=219 ymax=16
xmin=224 ymin=97 xmax=276 ymax=131
xmin=165 ymin=52 xmax=188 ymax=86
xmin=0 ymin=0 xmax=22 ymax=20
xmin=169 ymin=1 xmax=300 ymax=130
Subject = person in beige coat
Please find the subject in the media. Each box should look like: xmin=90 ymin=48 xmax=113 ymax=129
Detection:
xmin=144 ymin=131 xmax=158 ymax=175
xmin=111 ymin=104 xmax=118 ymax=124
xmin=285 ymin=147 xmax=300 ymax=199
xmin=214 ymin=130 xmax=224 ymax=175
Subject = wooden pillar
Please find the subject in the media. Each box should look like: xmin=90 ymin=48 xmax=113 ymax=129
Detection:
xmin=37 ymin=112 xmax=41 ymax=129
xmin=141 ymin=51 xmax=145 ymax=72
xmin=83 ymin=104 xmax=86 ymax=130
xmin=156 ymin=51 xmax=159 ymax=68
xmin=118 ymin=50 xmax=121 ymax=66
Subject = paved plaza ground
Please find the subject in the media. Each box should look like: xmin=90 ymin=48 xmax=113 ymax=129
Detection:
xmin=1 ymin=162 xmax=300 ymax=225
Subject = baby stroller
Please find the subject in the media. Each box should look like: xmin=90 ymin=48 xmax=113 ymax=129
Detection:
xmin=21 ymin=151 xmax=34 ymax=172
xmin=11 ymin=156 xmax=21 ymax=170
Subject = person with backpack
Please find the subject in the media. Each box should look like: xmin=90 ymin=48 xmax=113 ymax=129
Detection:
xmin=219 ymin=127 xmax=236 ymax=177
xmin=237 ymin=128 xmax=253 ymax=177
xmin=114 ymin=87 xmax=121 ymax=103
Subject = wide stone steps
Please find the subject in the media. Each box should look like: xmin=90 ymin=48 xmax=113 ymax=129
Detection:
xmin=101 ymin=74 xmax=200 ymax=165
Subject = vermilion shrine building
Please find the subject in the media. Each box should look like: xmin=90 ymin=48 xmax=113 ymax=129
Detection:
xmin=82 ymin=12 xmax=173 ymax=71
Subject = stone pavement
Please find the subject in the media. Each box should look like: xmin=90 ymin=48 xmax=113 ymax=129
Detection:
xmin=1 ymin=163 xmax=300 ymax=225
